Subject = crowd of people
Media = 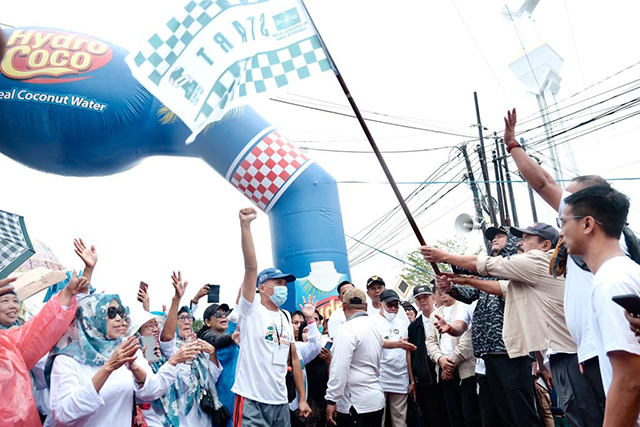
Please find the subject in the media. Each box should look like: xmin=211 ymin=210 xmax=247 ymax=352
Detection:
xmin=1 ymin=108 xmax=640 ymax=427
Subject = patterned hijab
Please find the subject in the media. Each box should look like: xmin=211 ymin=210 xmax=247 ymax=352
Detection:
xmin=133 ymin=313 xmax=180 ymax=427
xmin=50 ymin=293 xmax=128 ymax=366
xmin=175 ymin=306 xmax=211 ymax=417
xmin=498 ymin=232 xmax=521 ymax=258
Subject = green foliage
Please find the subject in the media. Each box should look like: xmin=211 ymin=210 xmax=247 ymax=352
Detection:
xmin=401 ymin=237 xmax=483 ymax=290
xmin=192 ymin=318 xmax=204 ymax=333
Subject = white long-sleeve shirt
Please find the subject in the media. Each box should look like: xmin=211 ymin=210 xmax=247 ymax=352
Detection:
xmin=157 ymin=336 xmax=223 ymax=427
xmin=49 ymin=350 xmax=178 ymax=426
xmin=325 ymin=312 xmax=384 ymax=415
xmin=290 ymin=322 xmax=322 ymax=411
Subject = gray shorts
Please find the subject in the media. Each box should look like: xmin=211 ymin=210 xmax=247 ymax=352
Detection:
xmin=234 ymin=395 xmax=290 ymax=427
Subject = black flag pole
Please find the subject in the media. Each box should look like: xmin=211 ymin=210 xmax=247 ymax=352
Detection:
xmin=301 ymin=1 xmax=441 ymax=275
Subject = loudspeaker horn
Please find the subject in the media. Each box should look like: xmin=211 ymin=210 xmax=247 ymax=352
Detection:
xmin=454 ymin=213 xmax=482 ymax=235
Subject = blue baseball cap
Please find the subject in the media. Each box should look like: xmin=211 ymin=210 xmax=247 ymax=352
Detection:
xmin=256 ymin=268 xmax=296 ymax=287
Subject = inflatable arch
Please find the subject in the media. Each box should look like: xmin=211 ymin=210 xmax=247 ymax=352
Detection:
xmin=0 ymin=27 xmax=349 ymax=314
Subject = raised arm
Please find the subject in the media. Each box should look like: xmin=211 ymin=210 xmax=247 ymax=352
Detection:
xmin=74 ymin=238 xmax=98 ymax=285
xmin=161 ymin=271 xmax=188 ymax=342
xmin=421 ymin=247 xmax=478 ymax=273
xmin=239 ymin=207 xmax=258 ymax=303
xmin=503 ymin=108 xmax=563 ymax=211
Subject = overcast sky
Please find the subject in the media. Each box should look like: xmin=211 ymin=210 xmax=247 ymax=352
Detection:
xmin=2 ymin=0 xmax=640 ymax=317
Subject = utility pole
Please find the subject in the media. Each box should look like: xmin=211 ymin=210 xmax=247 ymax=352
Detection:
xmin=474 ymin=92 xmax=498 ymax=226
xmin=492 ymin=149 xmax=506 ymax=225
xmin=460 ymin=145 xmax=491 ymax=253
xmin=521 ymin=138 xmax=539 ymax=222
xmin=494 ymin=133 xmax=511 ymax=226
xmin=500 ymin=138 xmax=519 ymax=227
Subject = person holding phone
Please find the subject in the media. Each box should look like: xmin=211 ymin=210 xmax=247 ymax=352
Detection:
xmin=624 ymin=309 xmax=640 ymax=344
xmin=128 ymin=307 xmax=199 ymax=427
xmin=47 ymin=291 xmax=196 ymax=426
xmin=559 ymin=185 xmax=640 ymax=427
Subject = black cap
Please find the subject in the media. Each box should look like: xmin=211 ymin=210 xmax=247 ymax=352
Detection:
xmin=203 ymin=303 xmax=230 ymax=321
xmin=380 ymin=289 xmax=400 ymax=303
xmin=485 ymin=225 xmax=509 ymax=241
xmin=413 ymin=284 xmax=433 ymax=297
xmin=510 ymin=223 xmax=560 ymax=247
xmin=401 ymin=301 xmax=417 ymax=312
xmin=366 ymin=275 xmax=385 ymax=288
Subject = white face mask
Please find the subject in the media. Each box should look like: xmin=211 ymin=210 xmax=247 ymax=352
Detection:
xmin=383 ymin=309 xmax=397 ymax=322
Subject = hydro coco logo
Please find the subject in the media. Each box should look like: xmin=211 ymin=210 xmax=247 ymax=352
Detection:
xmin=1 ymin=29 xmax=113 ymax=83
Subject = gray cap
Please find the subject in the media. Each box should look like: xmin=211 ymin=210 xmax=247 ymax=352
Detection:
xmin=510 ymin=223 xmax=560 ymax=247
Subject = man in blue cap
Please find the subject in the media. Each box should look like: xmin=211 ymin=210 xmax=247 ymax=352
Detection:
xmin=231 ymin=207 xmax=311 ymax=426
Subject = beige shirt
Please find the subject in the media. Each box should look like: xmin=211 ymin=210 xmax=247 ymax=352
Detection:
xmin=426 ymin=302 xmax=476 ymax=381
xmin=477 ymin=249 xmax=577 ymax=359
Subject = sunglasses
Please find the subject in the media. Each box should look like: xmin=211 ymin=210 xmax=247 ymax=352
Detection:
xmin=213 ymin=311 xmax=229 ymax=319
xmin=107 ymin=306 xmax=126 ymax=320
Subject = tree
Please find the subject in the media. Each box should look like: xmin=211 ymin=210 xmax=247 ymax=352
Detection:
xmin=401 ymin=237 xmax=483 ymax=289
xmin=193 ymin=318 xmax=204 ymax=333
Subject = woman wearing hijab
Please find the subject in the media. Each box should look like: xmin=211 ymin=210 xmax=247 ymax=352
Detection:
xmin=48 ymin=291 xmax=196 ymax=426
xmin=160 ymin=271 xmax=223 ymax=427
xmin=129 ymin=306 xmax=190 ymax=427
xmin=0 ymin=272 xmax=86 ymax=427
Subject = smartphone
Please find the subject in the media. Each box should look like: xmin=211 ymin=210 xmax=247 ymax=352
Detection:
xmin=324 ymin=341 xmax=333 ymax=350
xmin=140 ymin=335 xmax=160 ymax=363
xmin=612 ymin=294 xmax=640 ymax=317
xmin=138 ymin=281 xmax=149 ymax=302
xmin=207 ymin=284 xmax=220 ymax=303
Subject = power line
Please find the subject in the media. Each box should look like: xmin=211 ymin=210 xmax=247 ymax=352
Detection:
xmin=269 ymin=97 xmax=477 ymax=138
xmin=299 ymin=145 xmax=456 ymax=154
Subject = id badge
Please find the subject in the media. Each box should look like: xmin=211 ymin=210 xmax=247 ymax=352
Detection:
xmin=272 ymin=344 xmax=289 ymax=366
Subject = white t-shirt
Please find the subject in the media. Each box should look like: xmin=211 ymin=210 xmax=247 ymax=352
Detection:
xmin=327 ymin=308 xmax=346 ymax=339
xmin=440 ymin=302 xmax=474 ymax=357
xmin=559 ymin=190 xmax=628 ymax=363
xmin=591 ymin=256 xmax=640 ymax=403
xmin=371 ymin=312 xmax=410 ymax=394
xmin=231 ymin=296 xmax=295 ymax=405
xmin=49 ymin=350 xmax=178 ymax=427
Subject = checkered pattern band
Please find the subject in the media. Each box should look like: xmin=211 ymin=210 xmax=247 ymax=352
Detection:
xmin=229 ymin=131 xmax=311 ymax=212
xmin=0 ymin=210 xmax=32 ymax=274
xmin=131 ymin=0 xmax=269 ymax=86
xmin=196 ymin=35 xmax=332 ymax=121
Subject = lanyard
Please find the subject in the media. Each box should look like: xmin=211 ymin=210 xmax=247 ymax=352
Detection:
xmin=272 ymin=310 xmax=285 ymax=344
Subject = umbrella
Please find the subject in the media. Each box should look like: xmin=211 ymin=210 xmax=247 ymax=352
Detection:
xmin=15 ymin=239 xmax=65 ymax=273
xmin=0 ymin=209 xmax=35 ymax=279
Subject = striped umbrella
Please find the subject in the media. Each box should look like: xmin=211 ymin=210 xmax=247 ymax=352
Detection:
xmin=0 ymin=209 xmax=35 ymax=279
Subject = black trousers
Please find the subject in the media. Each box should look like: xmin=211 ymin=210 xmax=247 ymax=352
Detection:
xmin=483 ymin=354 xmax=541 ymax=427
xmin=549 ymin=353 xmax=605 ymax=427
xmin=477 ymin=374 xmax=506 ymax=427
xmin=441 ymin=373 xmax=482 ymax=427
xmin=582 ymin=356 xmax=606 ymax=415
xmin=336 ymin=407 xmax=384 ymax=427
xmin=416 ymin=381 xmax=451 ymax=427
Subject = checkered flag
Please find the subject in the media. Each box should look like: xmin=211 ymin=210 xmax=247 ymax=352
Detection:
xmin=126 ymin=0 xmax=335 ymax=142
xmin=0 ymin=210 xmax=35 ymax=279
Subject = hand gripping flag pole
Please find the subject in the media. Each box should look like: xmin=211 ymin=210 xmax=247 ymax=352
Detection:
xmin=300 ymin=1 xmax=441 ymax=275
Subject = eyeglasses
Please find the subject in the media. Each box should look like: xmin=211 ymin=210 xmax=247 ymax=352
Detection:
xmin=107 ymin=306 xmax=126 ymax=320
xmin=141 ymin=322 xmax=160 ymax=331
xmin=213 ymin=311 xmax=229 ymax=319
xmin=556 ymin=215 xmax=603 ymax=228
xmin=384 ymin=301 xmax=400 ymax=309
xmin=178 ymin=315 xmax=194 ymax=323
